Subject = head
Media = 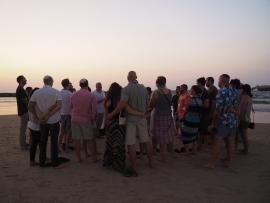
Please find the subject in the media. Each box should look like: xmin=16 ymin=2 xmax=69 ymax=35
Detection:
xmin=206 ymin=77 xmax=214 ymax=88
xmin=190 ymin=85 xmax=202 ymax=96
xmin=16 ymin=75 xmax=27 ymax=86
xmin=127 ymin=71 xmax=137 ymax=82
xmin=180 ymin=84 xmax=188 ymax=94
xmin=79 ymin=79 xmax=89 ymax=89
xmin=43 ymin=75 xmax=54 ymax=86
xmin=107 ymin=82 xmax=122 ymax=99
xmin=156 ymin=76 xmax=166 ymax=88
xmin=30 ymin=88 xmax=39 ymax=98
xmin=96 ymin=82 xmax=102 ymax=91
xmin=25 ymin=87 xmax=32 ymax=96
xmin=241 ymin=84 xmax=252 ymax=97
xmin=146 ymin=87 xmax=152 ymax=96
xmin=197 ymin=77 xmax=206 ymax=87
xmin=175 ymin=86 xmax=181 ymax=95
xmin=230 ymin=79 xmax=241 ymax=89
xmin=61 ymin=78 xmax=71 ymax=89
xmin=218 ymin=74 xmax=230 ymax=88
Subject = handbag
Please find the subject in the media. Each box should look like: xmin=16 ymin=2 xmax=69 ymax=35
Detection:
xmin=248 ymin=105 xmax=255 ymax=129
xmin=119 ymin=111 xmax=126 ymax=126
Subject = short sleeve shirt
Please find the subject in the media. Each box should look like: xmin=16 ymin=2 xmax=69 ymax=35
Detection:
xmin=92 ymin=90 xmax=106 ymax=114
xmin=30 ymin=85 xmax=62 ymax=124
xmin=60 ymin=89 xmax=72 ymax=115
xmin=216 ymin=87 xmax=239 ymax=128
xmin=121 ymin=81 xmax=148 ymax=123
xmin=16 ymin=86 xmax=28 ymax=116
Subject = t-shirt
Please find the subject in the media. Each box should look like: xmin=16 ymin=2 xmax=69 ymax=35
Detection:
xmin=121 ymin=80 xmax=148 ymax=123
xmin=16 ymin=86 xmax=28 ymax=116
xmin=30 ymin=85 xmax=62 ymax=124
xmin=92 ymin=90 xmax=106 ymax=114
xmin=60 ymin=89 xmax=72 ymax=115
xmin=70 ymin=89 xmax=97 ymax=123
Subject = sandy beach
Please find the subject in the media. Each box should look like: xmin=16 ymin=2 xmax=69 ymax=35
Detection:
xmin=0 ymin=115 xmax=270 ymax=203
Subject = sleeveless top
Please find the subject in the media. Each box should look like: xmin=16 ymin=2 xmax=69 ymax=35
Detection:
xmin=154 ymin=90 xmax=172 ymax=114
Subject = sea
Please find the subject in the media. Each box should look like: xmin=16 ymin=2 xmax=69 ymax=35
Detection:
xmin=0 ymin=91 xmax=270 ymax=123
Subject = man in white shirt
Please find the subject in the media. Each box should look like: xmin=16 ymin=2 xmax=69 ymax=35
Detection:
xmin=92 ymin=82 xmax=106 ymax=138
xmin=58 ymin=78 xmax=73 ymax=152
xmin=29 ymin=75 xmax=62 ymax=167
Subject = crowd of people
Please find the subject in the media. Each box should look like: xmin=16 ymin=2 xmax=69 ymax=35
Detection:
xmin=15 ymin=71 xmax=254 ymax=177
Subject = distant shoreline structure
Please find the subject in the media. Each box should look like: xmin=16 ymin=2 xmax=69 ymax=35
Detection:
xmin=0 ymin=85 xmax=269 ymax=97
xmin=0 ymin=93 xmax=16 ymax=97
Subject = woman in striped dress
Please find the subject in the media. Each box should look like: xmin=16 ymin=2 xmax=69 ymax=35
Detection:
xmin=103 ymin=83 xmax=126 ymax=173
xmin=180 ymin=85 xmax=203 ymax=154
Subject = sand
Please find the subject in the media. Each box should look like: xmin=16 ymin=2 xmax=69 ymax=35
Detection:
xmin=0 ymin=115 xmax=269 ymax=203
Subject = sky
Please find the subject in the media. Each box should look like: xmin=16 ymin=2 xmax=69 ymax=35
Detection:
xmin=0 ymin=0 xmax=269 ymax=92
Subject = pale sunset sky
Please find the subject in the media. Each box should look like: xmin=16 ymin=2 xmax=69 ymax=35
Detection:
xmin=0 ymin=0 xmax=269 ymax=92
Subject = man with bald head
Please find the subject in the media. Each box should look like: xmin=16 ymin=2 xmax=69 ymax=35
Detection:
xmin=29 ymin=75 xmax=62 ymax=167
xmin=206 ymin=74 xmax=239 ymax=169
xmin=108 ymin=71 xmax=153 ymax=177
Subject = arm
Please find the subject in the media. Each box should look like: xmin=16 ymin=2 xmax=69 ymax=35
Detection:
xmin=125 ymin=105 xmax=145 ymax=117
xmin=107 ymin=100 xmax=127 ymax=120
xmin=148 ymin=91 xmax=158 ymax=112
xmin=40 ymin=100 xmax=62 ymax=123
xmin=28 ymin=101 xmax=39 ymax=122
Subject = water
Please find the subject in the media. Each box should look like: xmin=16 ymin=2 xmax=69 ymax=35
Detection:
xmin=1 ymin=92 xmax=270 ymax=123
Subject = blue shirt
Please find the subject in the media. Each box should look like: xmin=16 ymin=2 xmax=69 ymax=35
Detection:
xmin=216 ymin=86 xmax=239 ymax=128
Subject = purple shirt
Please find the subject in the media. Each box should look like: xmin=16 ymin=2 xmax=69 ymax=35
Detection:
xmin=70 ymin=89 xmax=97 ymax=123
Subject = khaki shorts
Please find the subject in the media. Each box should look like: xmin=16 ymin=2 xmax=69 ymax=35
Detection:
xmin=71 ymin=121 xmax=94 ymax=140
xmin=125 ymin=119 xmax=149 ymax=145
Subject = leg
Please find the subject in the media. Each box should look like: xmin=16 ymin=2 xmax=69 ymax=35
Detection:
xmin=58 ymin=125 xmax=65 ymax=151
xmin=19 ymin=113 xmax=28 ymax=149
xmin=241 ymin=128 xmax=249 ymax=154
xmin=83 ymin=140 xmax=90 ymax=158
xmin=205 ymin=136 xmax=222 ymax=168
xmin=50 ymin=123 xmax=60 ymax=166
xmin=39 ymin=124 xmax=49 ymax=166
xmin=74 ymin=139 xmax=82 ymax=162
xmin=30 ymin=129 xmax=39 ymax=165
xmin=224 ymin=136 xmax=234 ymax=167
xmin=144 ymin=142 xmax=153 ymax=167
xmin=127 ymin=144 xmax=137 ymax=171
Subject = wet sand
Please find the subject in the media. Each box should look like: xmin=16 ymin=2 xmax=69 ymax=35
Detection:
xmin=0 ymin=115 xmax=269 ymax=203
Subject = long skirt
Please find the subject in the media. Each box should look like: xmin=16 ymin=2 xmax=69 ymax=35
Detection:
xmin=103 ymin=118 xmax=126 ymax=172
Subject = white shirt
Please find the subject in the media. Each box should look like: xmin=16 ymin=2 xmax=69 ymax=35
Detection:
xmin=30 ymin=85 xmax=62 ymax=124
xmin=92 ymin=90 xmax=105 ymax=114
xmin=60 ymin=89 xmax=72 ymax=115
xmin=28 ymin=121 xmax=40 ymax=131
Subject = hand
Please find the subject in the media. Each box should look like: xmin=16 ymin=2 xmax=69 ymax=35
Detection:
xmin=40 ymin=115 xmax=50 ymax=124
xmin=107 ymin=113 xmax=113 ymax=121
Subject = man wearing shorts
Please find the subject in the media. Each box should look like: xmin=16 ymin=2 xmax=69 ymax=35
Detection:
xmin=70 ymin=79 xmax=98 ymax=162
xmin=206 ymin=74 xmax=238 ymax=168
xmin=108 ymin=71 xmax=153 ymax=177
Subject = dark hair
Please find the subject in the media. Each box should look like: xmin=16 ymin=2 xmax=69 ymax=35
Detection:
xmin=206 ymin=77 xmax=214 ymax=84
xmin=61 ymin=78 xmax=70 ymax=88
xmin=191 ymin=85 xmax=202 ymax=95
xmin=242 ymin=84 xmax=252 ymax=97
xmin=221 ymin=74 xmax=230 ymax=80
xmin=80 ymin=80 xmax=88 ymax=88
xmin=16 ymin=75 xmax=24 ymax=83
xmin=230 ymin=79 xmax=241 ymax=89
xmin=30 ymin=88 xmax=39 ymax=98
xmin=88 ymin=87 xmax=91 ymax=92
xmin=156 ymin=76 xmax=166 ymax=87
xmin=107 ymin=82 xmax=122 ymax=99
xmin=146 ymin=87 xmax=152 ymax=95
xmin=197 ymin=77 xmax=206 ymax=86
xmin=25 ymin=87 xmax=32 ymax=92
xmin=180 ymin=84 xmax=188 ymax=91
